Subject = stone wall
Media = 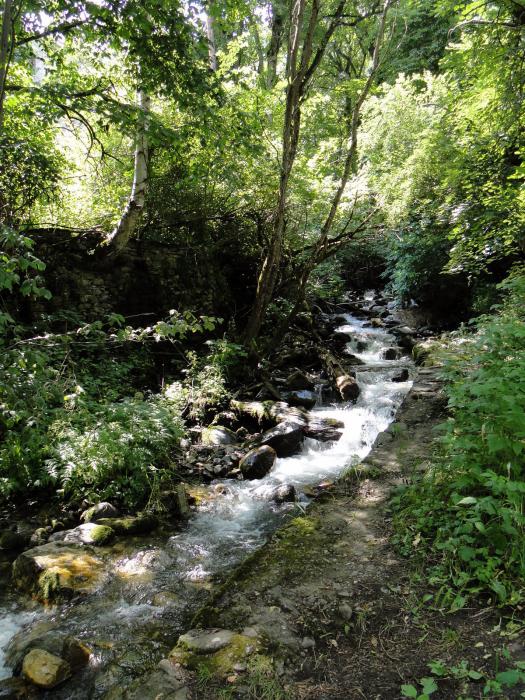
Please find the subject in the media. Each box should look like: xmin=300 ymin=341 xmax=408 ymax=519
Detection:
xmin=28 ymin=230 xmax=246 ymax=324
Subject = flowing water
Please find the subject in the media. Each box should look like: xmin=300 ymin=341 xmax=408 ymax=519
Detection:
xmin=0 ymin=306 xmax=414 ymax=697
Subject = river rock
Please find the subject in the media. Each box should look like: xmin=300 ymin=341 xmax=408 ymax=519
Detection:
xmin=123 ymin=669 xmax=189 ymax=700
xmin=95 ymin=514 xmax=158 ymax=536
xmin=29 ymin=528 xmax=50 ymax=546
xmin=7 ymin=626 xmax=91 ymax=675
xmin=170 ymin=630 xmax=260 ymax=679
xmin=392 ymin=368 xmax=410 ymax=382
xmin=178 ymin=629 xmax=235 ymax=654
xmin=332 ymin=331 xmax=350 ymax=348
xmin=259 ymin=421 xmax=304 ymax=457
xmin=80 ymin=502 xmax=119 ymax=523
xmin=370 ymin=318 xmax=385 ymax=328
xmin=284 ymin=370 xmax=314 ymax=391
xmin=201 ymin=426 xmax=238 ymax=446
xmin=381 ymin=347 xmax=401 ymax=360
xmin=52 ymin=523 xmax=114 ymax=546
xmin=239 ymin=446 xmax=276 ymax=479
xmin=304 ymin=416 xmax=344 ymax=442
xmin=271 ymin=484 xmax=296 ymax=503
xmin=281 ymin=390 xmax=317 ymax=409
xmin=12 ymin=542 xmax=106 ymax=602
xmin=22 ymin=649 xmax=71 ymax=689
xmin=344 ymin=352 xmax=365 ymax=366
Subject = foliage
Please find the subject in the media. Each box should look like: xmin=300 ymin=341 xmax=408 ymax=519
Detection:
xmin=46 ymin=391 xmax=185 ymax=507
xmin=0 ymin=226 xmax=51 ymax=330
xmin=402 ymin=656 xmax=525 ymax=698
xmin=181 ymin=338 xmax=247 ymax=421
xmin=0 ymin=235 xmax=222 ymax=504
xmin=393 ymin=270 xmax=525 ymax=604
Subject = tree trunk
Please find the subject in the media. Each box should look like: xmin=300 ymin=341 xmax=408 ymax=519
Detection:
xmin=274 ymin=0 xmax=391 ymax=340
xmin=206 ymin=0 xmax=218 ymax=71
xmin=243 ymin=0 xmax=309 ymax=343
xmin=266 ymin=1 xmax=284 ymax=88
xmin=0 ymin=0 xmax=14 ymax=134
xmin=107 ymin=90 xmax=151 ymax=254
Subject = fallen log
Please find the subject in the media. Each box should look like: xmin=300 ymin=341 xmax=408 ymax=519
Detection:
xmin=318 ymin=348 xmax=360 ymax=402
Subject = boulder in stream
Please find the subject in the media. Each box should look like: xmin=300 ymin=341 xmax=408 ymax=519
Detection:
xmin=80 ymin=502 xmax=119 ymax=523
xmin=304 ymin=416 xmax=344 ymax=442
xmin=12 ymin=542 xmax=107 ymax=602
xmin=381 ymin=347 xmax=401 ymax=360
xmin=271 ymin=483 xmax=296 ymax=503
xmin=50 ymin=523 xmax=114 ymax=546
xmin=22 ymin=648 xmax=71 ymax=689
xmin=392 ymin=368 xmax=410 ymax=383
xmin=281 ymin=389 xmax=317 ymax=409
xmin=239 ymin=445 xmax=277 ymax=480
xmin=259 ymin=421 xmax=304 ymax=457
xmin=95 ymin=514 xmax=158 ymax=536
xmin=201 ymin=425 xmax=238 ymax=446
xmin=284 ymin=370 xmax=314 ymax=391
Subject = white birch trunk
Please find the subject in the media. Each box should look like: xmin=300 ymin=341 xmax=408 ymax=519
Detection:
xmin=108 ymin=90 xmax=151 ymax=253
xmin=206 ymin=0 xmax=218 ymax=71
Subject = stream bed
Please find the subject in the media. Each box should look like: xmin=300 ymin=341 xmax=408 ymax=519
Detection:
xmin=0 ymin=307 xmax=414 ymax=698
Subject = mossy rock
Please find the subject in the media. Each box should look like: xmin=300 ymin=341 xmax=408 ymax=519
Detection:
xmin=95 ymin=514 xmax=158 ymax=536
xmin=412 ymin=339 xmax=441 ymax=366
xmin=12 ymin=542 xmax=107 ymax=602
xmin=169 ymin=630 xmax=261 ymax=679
xmin=201 ymin=426 xmax=238 ymax=446
xmin=61 ymin=523 xmax=114 ymax=546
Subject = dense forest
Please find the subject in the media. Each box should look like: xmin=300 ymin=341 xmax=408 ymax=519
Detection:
xmin=0 ymin=0 xmax=524 ymax=697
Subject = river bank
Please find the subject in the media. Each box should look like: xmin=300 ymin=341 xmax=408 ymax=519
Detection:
xmin=168 ymin=365 xmax=525 ymax=700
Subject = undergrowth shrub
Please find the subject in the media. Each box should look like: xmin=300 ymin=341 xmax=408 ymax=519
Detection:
xmin=393 ymin=269 xmax=525 ymax=606
xmin=46 ymin=392 xmax=185 ymax=507
xmin=0 ymin=239 xmax=222 ymax=507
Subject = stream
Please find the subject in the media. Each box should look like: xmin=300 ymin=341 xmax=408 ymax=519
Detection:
xmin=0 ymin=304 xmax=414 ymax=698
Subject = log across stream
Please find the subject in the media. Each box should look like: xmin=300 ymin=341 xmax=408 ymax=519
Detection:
xmin=0 ymin=306 xmax=414 ymax=698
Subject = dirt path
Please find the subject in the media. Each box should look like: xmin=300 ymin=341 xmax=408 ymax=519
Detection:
xmin=181 ymin=367 xmax=524 ymax=699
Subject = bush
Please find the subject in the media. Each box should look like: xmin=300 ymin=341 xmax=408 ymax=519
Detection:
xmin=393 ymin=270 xmax=525 ymax=605
xmin=46 ymin=392 xmax=185 ymax=507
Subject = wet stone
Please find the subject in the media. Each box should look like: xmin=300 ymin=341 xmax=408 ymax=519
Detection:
xmin=259 ymin=421 xmax=304 ymax=457
xmin=80 ymin=502 xmax=119 ymax=523
xmin=22 ymin=648 xmax=71 ymax=689
xmin=178 ymin=629 xmax=235 ymax=654
xmin=12 ymin=542 xmax=107 ymax=602
xmin=239 ymin=446 xmax=277 ymax=480
xmin=281 ymin=390 xmax=317 ymax=410
xmin=95 ymin=514 xmax=158 ymax=536
xmin=52 ymin=523 xmax=114 ymax=546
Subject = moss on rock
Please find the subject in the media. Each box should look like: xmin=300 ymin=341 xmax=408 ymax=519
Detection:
xmin=95 ymin=514 xmax=158 ymax=536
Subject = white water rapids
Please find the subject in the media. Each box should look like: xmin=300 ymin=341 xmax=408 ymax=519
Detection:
xmin=0 ymin=308 xmax=413 ymax=695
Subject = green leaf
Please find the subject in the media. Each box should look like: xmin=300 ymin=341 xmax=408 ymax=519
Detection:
xmin=420 ymin=677 xmax=438 ymax=695
xmin=456 ymin=496 xmax=477 ymax=505
xmin=495 ymin=670 xmax=521 ymax=687
xmin=401 ymin=685 xmax=419 ymax=698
